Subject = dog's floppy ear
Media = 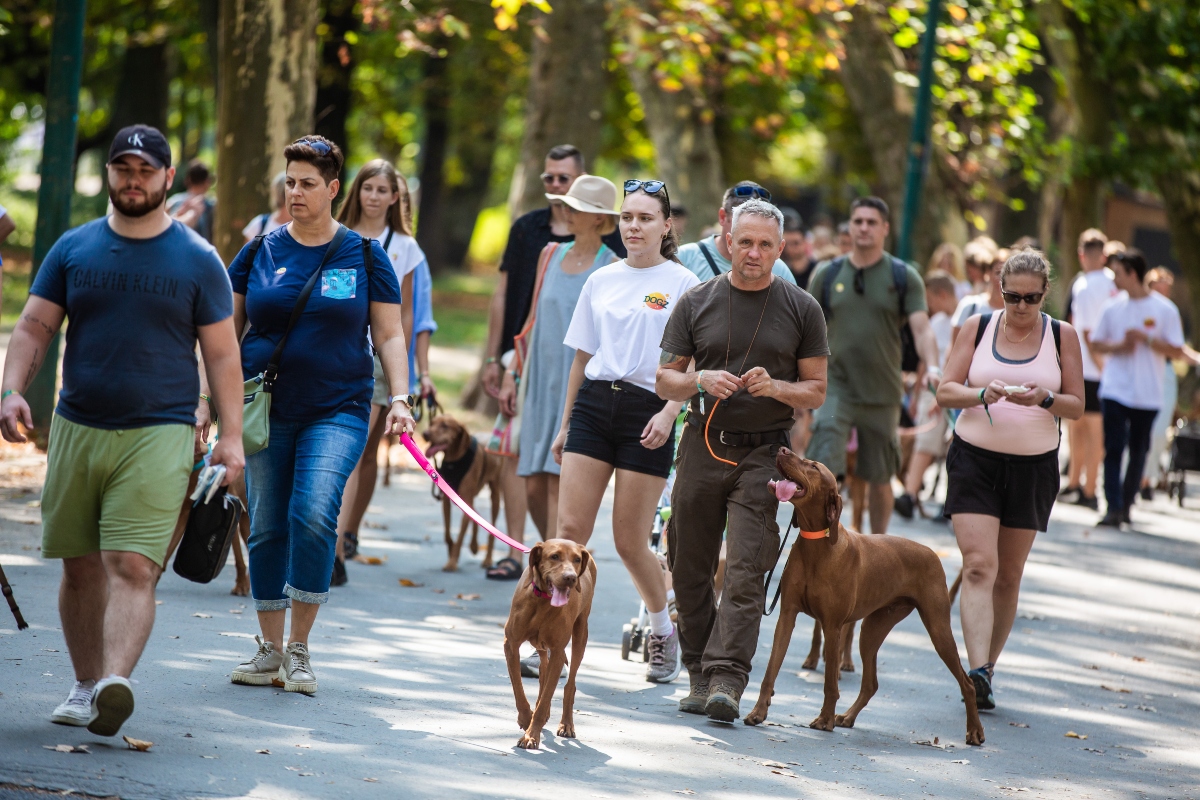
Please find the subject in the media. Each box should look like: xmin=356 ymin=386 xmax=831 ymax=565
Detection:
xmin=577 ymin=546 xmax=591 ymax=577
xmin=826 ymin=483 xmax=843 ymax=545
xmin=529 ymin=542 xmax=544 ymax=572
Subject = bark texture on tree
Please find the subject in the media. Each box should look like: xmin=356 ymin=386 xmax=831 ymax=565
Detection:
xmin=415 ymin=42 xmax=452 ymax=269
xmin=214 ymin=0 xmax=320 ymax=266
xmin=1155 ymin=150 xmax=1200 ymax=334
xmin=76 ymin=41 xmax=171 ymax=160
xmin=314 ymin=0 xmax=357 ymax=183
xmin=511 ymin=0 xmax=609 ymax=217
xmin=838 ymin=2 xmax=964 ymax=262
xmin=624 ymin=60 xmax=725 ymax=232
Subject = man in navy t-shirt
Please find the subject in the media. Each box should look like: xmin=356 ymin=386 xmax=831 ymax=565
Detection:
xmin=0 ymin=124 xmax=245 ymax=738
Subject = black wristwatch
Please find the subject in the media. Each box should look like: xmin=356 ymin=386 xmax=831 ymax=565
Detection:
xmin=1039 ymin=390 xmax=1055 ymax=410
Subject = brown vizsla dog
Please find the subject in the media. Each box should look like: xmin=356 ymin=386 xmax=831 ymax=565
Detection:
xmin=503 ymin=539 xmax=596 ymax=750
xmin=423 ymin=415 xmax=505 ymax=572
xmin=744 ymin=448 xmax=984 ymax=746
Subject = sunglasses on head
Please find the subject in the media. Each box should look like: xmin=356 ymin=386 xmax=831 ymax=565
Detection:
xmin=624 ymin=179 xmax=670 ymax=205
xmin=541 ymin=172 xmax=573 ymax=185
xmin=853 ymin=268 xmax=866 ymax=295
xmin=292 ymin=137 xmax=331 ymax=155
xmin=732 ymin=185 xmax=771 ymax=202
xmin=1001 ymin=289 xmax=1045 ymax=306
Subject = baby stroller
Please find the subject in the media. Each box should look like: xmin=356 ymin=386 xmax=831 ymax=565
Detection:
xmin=1167 ymin=421 xmax=1200 ymax=507
xmin=621 ymin=474 xmax=673 ymax=662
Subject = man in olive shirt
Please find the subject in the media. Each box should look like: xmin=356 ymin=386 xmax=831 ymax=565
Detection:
xmin=805 ymin=197 xmax=940 ymax=535
xmin=657 ymin=199 xmax=829 ymax=722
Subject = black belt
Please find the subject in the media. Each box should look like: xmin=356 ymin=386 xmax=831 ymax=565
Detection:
xmin=580 ymin=378 xmax=659 ymax=401
xmin=686 ymin=413 xmax=790 ymax=448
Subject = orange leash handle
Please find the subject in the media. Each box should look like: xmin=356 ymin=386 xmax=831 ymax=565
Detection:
xmin=703 ymin=398 xmax=739 ymax=467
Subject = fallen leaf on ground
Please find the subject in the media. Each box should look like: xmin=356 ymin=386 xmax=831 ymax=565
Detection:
xmin=912 ymin=739 xmax=951 ymax=749
xmin=228 ymin=609 xmax=243 ymax=614
xmin=456 ymin=593 xmax=481 ymax=601
xmin=1101 ymin=685 xmax=1131 ymax=693
xmin=952 ymin=759 xmax=970 ymax=764
xmin=256 ymin=749 xmax=271 ymax=754
xmin=399 ymin=579 xmax=424 ymax=587
xmin=363 ymin=777 xmax=379 ymax=782
xmin=1083 ymin=664 xmax=1100 ymax=670
xmin=761 ymin=760 xmax=787 ymax=768
xmin=1009 ymin=722 xmax=1030 ymax=728
xmin=295 ymin=744 xmax=311 ymax=748
xmin=673 ymin=791 xmax=696 ymax=796
xmin=1131 ymin=656 xmax=1147 ymax=662
xmin=44 ymin=744 xmax=89 ymax=753
xmin=1065 ymin=731 xmax=1088 ymax=739
xmin=771 ymin=769 xmax=798 ymax=778
xmin=123 ymin=736 xmax=153 ymax=751
xmin=201 ymin=755 xmax=218 ymax=759
xmin=763 ymin=721 xmax=792 ymax=728
xmin=299 ymin=772 xmax=315 ymax=777
xmin=286 ymin=766 xmax=300 ymax=771
xmin=767 ymin=737 xmax=788 ymax=742
xmin=999 ymin=787 xmax=1030 ymax=792
xmin=363 ymin=521 xmax=388 ymax=529
xmin=431 ymin=588 xmax=445 ymax=594
xmin=155 ymin=600 xmax=163 ymax=605
xmin=1084 ymin=747 xmax=1106 ymax=754
xmin=1136 ymin=705 xmax=1157 ymax=713
xmin=354 ymin=555 xmax=386 ymax=565
xmin=192 ymin=613 xmax=212 ymax=618
xmin=168 ymin=635 xmax=179 ymax=639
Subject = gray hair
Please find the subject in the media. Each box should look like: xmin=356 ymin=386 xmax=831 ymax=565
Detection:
xmin=730 ymin=197 xmax=784 ymax=238
xmin=270 ymin=171 xmax=287 ymax=209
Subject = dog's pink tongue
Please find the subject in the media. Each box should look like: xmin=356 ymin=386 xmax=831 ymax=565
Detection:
xmin=550 ymin=585 xmax=571 ymax=607
xmin=772 ymin=479 xmax=798 ymax=502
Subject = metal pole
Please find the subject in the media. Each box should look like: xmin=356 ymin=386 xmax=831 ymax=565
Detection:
xmin=26 ymin=0 xmax=87 ymax=442
xmin=896 ymin=0 xmax=942 ymax=263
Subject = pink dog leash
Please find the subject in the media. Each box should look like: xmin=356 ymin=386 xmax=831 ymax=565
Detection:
xmin=400 ymin=433 xmax=530 ymax=554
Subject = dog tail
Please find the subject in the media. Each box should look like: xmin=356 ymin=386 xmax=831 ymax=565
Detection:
xmin=947 ymin=568 xmax=963 ymax=605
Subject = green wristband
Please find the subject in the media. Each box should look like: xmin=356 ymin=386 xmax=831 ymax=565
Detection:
xmin=1 ymin=390 xmax=18 ymax=402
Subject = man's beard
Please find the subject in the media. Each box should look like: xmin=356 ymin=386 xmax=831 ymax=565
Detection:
xmin=110 ymin=183 xmax=167 ymax=218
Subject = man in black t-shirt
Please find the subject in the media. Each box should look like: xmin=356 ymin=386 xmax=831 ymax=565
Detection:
xmin=657 ymin=199 xmax=829 ymax=722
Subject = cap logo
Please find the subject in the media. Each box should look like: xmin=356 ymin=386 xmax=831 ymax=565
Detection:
xmin=129 ymin=133 xmax=144 ymax=147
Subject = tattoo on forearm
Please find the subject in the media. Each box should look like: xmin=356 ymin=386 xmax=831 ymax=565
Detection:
xmin=22 ymin=347 xmax=41 ymax=391
xmin=659 ymin=350 xmax=688 ymax=367
xmin=22 ymin=313 xmax=55 ymax=337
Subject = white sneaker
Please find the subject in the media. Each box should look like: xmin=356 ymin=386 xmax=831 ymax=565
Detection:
xmin=50 ymin=680 xmax=96 ymax=727
xmin=87 ymin=676 xmax=134 ymax=737
xmin=231 ymin=636 xmax=283 ymax=686
xmin=279 ymin=642 xmax=317 ymax=694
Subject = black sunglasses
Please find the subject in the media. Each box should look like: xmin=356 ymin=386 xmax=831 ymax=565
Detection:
xmin=1001 ymin=289 xmax=1045 ymax=306
xmin=732 ymin=185 xmax=772 ymax=202
xmin=853 ymin=267 xmax=866 ymax=295
xmin=292 ymin=137 xmax=332 ymax=155
xmin=541 ymin=172 xmax=573 ymax=184
xmin=624 ymin=179 xmax=670 ymax=208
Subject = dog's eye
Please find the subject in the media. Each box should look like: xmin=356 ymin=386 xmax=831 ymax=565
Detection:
xmin=550 ymin=554 xmax=560 ymax=560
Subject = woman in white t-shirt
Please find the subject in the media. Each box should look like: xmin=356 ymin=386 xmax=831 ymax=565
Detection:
xmin=551 ymin=182 xmax=699 ymax=684
xmin=241 ymin=172 xmax=292 ymax=242
xmin=332 ymin=159 xmax=420 ymax=583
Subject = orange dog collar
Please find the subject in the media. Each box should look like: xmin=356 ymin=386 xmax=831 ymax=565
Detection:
xmin=799 ymin=528 xmax=830 ymax=540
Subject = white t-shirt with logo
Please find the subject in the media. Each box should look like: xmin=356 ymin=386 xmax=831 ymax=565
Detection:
xmin=564 ymin=259 xmax=701 ymax=393
xmin=376 ymin=226 xmax=422 ymax=284
xmin=1070 ymin=268 xmax=1118 ymax=381
xmin=1093 ymin=292 xmax=1184 ymax=410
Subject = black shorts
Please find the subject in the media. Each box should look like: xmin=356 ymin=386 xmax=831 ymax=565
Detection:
xmin=943 ymin=434 xmax=1059 ymax=531
xmin=563 ymin=379 xmax=675 ymax=478
xmin=1083 ymin=380 xmax=1101 ymax=414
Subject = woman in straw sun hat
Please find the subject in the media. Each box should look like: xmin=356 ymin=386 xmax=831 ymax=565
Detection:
xmin=491 ymin=176 xmax=622 ymax=582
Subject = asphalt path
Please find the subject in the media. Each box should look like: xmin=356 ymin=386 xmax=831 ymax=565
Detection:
xmin=2 ymin=464 xmax=1199 ymax=800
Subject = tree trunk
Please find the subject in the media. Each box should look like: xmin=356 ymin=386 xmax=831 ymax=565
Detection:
xmin=415 ymin=42 xmax=452 ymax=268
xmin=75 ymin=40 xmax=171 ymax=160
xmin=511 ymin=0 xmax=609 ymax=217
xmin=624 ymin=60 xmax=725 ymax=233
xmin=837 ymin=1 xmax=964 ymax=262
xmin=313 ymin=0 xmax=357 ymax=183
xmin=213 ymin=0 xmax=320 ymax=266
xmin=1155 ymin=153 xmax=1200 ymax=336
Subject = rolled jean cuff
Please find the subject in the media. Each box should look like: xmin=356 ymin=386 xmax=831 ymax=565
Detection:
xmin=285 ymin=583 xmax=329 ymax=606
xmin=254 ymin=597 xmax=291 ymax=611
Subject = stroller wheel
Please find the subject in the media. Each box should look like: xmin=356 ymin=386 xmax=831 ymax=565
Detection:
xmin=621 ymin=623 xmax=633 ymax=661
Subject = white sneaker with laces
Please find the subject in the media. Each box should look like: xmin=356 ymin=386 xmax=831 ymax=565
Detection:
xmin=231 ymin=636 xmax=283 ymax=686
xmin=50 ymin=680 xmax=96 ymax=727
xmin=87 ymin=675 xmax=134 ymax=737
xmin=279 ymin=642 xmax=318 ymax=694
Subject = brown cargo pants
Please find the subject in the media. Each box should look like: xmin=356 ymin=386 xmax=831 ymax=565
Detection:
xmin=667 ymin=424 xmax=783 ymax=693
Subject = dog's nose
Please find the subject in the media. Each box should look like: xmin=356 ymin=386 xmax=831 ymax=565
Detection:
xmin=562 ymin=572 xmax=577 ymax=586
xmin=778 ymin=446 xmax=792 ymax=456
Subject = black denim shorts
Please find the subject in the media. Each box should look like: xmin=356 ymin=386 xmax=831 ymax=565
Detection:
xmin=563 ymin=379 xmax=675 ymax=478
xmin=944 ymin=434 xmax=1060 ymax=532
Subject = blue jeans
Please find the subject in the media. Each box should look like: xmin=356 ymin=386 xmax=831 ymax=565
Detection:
xmin=245 ymin=412 xmax=368 ymax=610
xmin=1101 ymin=398 xmax=1157 ymax=515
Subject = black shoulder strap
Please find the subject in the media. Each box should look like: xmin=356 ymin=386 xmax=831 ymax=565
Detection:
xmin=819 ymin=257 xmax=844 ymax=321
xmin=257 ymin=213 xmax=269 ymax=236
xmin=1051 ymin=315 xmax=1061 ymax=364
xmin=697 ymin=240 xmax=722 ymax=279
xmin=247 ymin=232 xmax=266 ymax=258
xmin=890 ymin=255 xmax=908 ymax=319
xmin=264 ymin=224 xmax=349 ymax=387
xmin=382 ymin=228 xmax=394 ymax=252
xmin=361 ymin=235 xmax=375 ymax=277
xmin=974 ymin=311 xmax=994 ymax=349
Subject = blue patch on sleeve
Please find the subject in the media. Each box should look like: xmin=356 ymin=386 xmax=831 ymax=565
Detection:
xmin=321 ymin=269 xmax=357 ymax=299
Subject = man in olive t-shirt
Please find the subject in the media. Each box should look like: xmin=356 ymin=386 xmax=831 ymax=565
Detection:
xmin=657 ymin=199 xmax=828 ymax=722
xmin=804 ymin=197 xmax=939 ymax=536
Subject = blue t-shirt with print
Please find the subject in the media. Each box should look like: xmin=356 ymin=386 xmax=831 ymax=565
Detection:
xmin=228 ymin=226 xmax=401 ymax=423
xmin=30 ymin=218 xmax=233 ymax=430
xmin=407 ymin=256 xmax=438 ymax=392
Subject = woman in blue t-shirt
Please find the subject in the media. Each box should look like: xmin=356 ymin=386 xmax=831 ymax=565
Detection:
xmin=225 ymin=136 xmax=414 ymax=695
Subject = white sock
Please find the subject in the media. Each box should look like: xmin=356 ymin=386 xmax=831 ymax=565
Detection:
xmin=648 ymin=607 xmax=674 ymax=637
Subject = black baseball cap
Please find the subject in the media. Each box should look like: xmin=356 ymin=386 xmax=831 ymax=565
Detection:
xmin=108 ymin=124 xmax=172 ymax=169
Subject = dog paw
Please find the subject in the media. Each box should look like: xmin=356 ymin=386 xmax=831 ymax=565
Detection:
xmin=833 ymin=713 xmax=856 ymax=728
xmin=230 ymin=581 xmax=250 ymax=597
xmin=442 ymin=562 xmax=458 ymax=573
xmin=801 ymin=656 xmax=818 ymax=670
xmin=481 ymin=558 xmax=494 ymax=570
xmin=839 ymin=662 xmax=856 ymax=673
xmin=516 ymin=734 xmax=540 ymax=750
xmin=809 ymin=715 xmax=836 ymax=732
xmin=556 ymin=722 xmax=575 ymax=739
xmin=966 ymin=727 xmax=985 ymax=747
xmin=517 ymin=711 xmax=532 ymax=730
xmin=743 ymin=706 xmax=769 ymax=726
xmin=469 ymin=541 xmax=480 ymax=555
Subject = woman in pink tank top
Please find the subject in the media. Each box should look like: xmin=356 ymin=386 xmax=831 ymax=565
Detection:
xmin=935 ymin=250 xmax=1085 ymax=711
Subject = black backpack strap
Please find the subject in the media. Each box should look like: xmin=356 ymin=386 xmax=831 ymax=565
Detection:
xmin=818 ymin=256 xmax=845 ymax=321
xmin=382 ymin=228 xmax=394 ymax=252
xmin=890 ymin=255 xmax=908 ymax=319
xmin=362 ymin=234 xmax=375 ymax=278
xmin=247 ymin=232 xmax=266 ymax=259
xmin=974 ymin=311 xmax=994 ymax=349
xmin=697 ymin=240 xmax=721 ymax=279
xmin=1050 ymin=315 xmax=1061 ymax=364
xmin=264 ymin=224 xmax=349 ymax=388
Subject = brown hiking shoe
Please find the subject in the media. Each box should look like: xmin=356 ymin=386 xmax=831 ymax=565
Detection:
xmin=679 ymin=672 xmax=709 ymax=715
xmin=704 ymin=678 xmax=743 ymax=722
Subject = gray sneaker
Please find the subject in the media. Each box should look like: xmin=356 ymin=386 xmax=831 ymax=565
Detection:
xmin=87 ymin=676 xmax=134 ymax=737
xmin=231 ymin=636 xmax=283 ymax=686
xmin=704 ymin=678 xmax=743 ymax=722
xmin=679 ymin=672 xmax=709 ymax=715
xmin=520 ymin=652 xmax=567 ymax=679
xmin=279 ymin=642 xmax=318 ymax=694
xmin=50 ymin=680 xmax=96 ymax=727
xmin=646 ymin=626 xmax=681 ymax=683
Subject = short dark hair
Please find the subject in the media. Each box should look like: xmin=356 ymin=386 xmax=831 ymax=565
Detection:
xmin=782 ymin=206 xmax=804 ymax=233
xmin=722 ymin=180 xmax=768 ymax=211
xmin=185 ymin=160 xmax=211 ymax=187
xmin=1113 ymin=248 xmax=1149 ymax=282
xmin=546 ymin=144 xmax=584 ymax=171
xmin=670 ymin=204 xmax=688 ymax=218
xmin=850 ymin=196 xmax=890 ymax=222
xmin=1078 ymin=227 xmax=1107 ymax=252
xmin=284 ymin=135 xmax=344 ymax=185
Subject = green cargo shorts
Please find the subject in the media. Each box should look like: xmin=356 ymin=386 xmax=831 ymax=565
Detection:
xmin=806 ymin=394 xmax=901 ymax=485
xmin=41 ymin=414 xmax=194 ymax=565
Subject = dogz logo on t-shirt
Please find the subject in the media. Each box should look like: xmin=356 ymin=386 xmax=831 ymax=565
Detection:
xmin=321 ymin=269 xmax=356 ymax=299
xmin=643 ymin=292 xmax=670 ymax=311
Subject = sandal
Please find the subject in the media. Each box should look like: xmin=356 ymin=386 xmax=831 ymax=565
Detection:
xmin=486 ymin=557 xmax=523 ymax=581
xmin=343 ymin=532 xmax=359 ymax=560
